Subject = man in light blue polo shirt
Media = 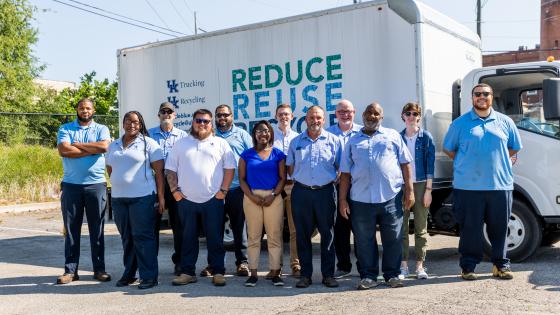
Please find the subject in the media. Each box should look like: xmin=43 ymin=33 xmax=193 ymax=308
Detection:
xmin=443 ymin=83 xmax=522 ymax=281
xmin=214 ymin=104 xmax=253 ymax=277
xmin=287 ymin=105 xmax=342 ymax=288
xmin=56 ymin=98 xmax=111 ymax=285
xmin=148 ymin=102 xmax=187 ymax=276
xmin=339 ymin=102 xmax=414 ymax=290
xmin=326 ymin=99 xmax=362 ymax=279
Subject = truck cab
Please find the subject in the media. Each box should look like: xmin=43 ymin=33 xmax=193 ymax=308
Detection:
xmin=432 ymin=60 xmax=560 ymax=262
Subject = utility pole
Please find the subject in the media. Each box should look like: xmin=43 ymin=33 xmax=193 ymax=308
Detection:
xmin=476 ymin=0 xmax=482 ymax=38
xmin=194 ymin=11 xmax=197 ymax=35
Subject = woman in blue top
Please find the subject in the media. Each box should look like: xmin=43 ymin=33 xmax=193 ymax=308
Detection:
xmin=106 ymin=111 xmax=165 ymax=289
xmin=239 ymin=120 xmax=286 ymax=287
xmin=398 ymin=102 xmax=435 ymax=280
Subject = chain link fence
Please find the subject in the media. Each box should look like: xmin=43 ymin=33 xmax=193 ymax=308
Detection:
xmin=0 ymin=112 xmax=119 ymax=147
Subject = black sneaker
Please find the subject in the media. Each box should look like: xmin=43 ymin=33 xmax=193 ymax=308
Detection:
xmin=116 ymin=277 xmax=137 ymax=287
xmin=295 ymin=277 xmax=312 ymax=288
xmin=271 ymin=276 xmax=284 ymax=286
xmin=322 ymin=277 xmax=339 ymax=288
xmin=244 ymin=276 xmax=258 ymax=287
xmin=138 ymin=279 xmax=158 ymax=289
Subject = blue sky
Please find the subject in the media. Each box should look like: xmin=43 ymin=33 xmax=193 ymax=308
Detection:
xmin=29 ymin=0 xmax=540 ymax=83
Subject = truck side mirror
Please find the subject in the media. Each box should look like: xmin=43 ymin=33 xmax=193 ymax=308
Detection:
xmin=543 ymin=78 xmax=560 ymax=120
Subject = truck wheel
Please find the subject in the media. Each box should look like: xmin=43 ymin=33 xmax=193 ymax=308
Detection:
xmin=483 ymin=200 xmax=541 ymax=262
xmin=541 ymin=231 xmax=560 ymax=246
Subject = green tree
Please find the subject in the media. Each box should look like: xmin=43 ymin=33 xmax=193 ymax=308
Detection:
xmin=57 ymin=71 xmax=118 ymax=115
xmin=0 ymin=0 xmax=43 ymax=112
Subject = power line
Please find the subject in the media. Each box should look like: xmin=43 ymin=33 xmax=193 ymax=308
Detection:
xmin=51 ymin=0 xmax=178 ymax=37
xmin=65 ymin=0 xmax=185 ymax=35
xmin=182 ymin=0 xmax=195 ymax=15
xmin=145 ymin=0 xmax=171 ymax=29
xmin=168 ymin=0 xmax=193 ymax=32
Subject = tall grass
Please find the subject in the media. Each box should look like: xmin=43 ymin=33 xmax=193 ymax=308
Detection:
xmin=0 ymin=145 xmax=62 ymax=205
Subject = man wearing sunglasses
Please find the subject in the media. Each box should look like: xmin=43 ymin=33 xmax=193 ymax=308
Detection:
xmin=166 ymin=109 xmax=236 ymax=287
xmin=212 ymin=104 xmax=253 ymax=278
xmin=326 ymin=100 xmax=362 ymax=279
xmin=148 ymin=102 xmax=188 ymax=276
xmin=443 ymin=83 xmax=522 ymax=281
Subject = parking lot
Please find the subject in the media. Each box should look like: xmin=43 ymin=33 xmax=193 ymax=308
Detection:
xmin=0 ymin=208 xmax=559 ymax=315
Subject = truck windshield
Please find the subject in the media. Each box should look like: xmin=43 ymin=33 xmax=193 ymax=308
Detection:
xmin=511 ymin=89 xmax=560 ymax=139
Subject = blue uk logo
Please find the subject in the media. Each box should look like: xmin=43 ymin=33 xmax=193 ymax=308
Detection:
xmin=167 ymin=80 xmax=179 ymax=93
xmin=167 ymin=96 xmax=179 ymax=108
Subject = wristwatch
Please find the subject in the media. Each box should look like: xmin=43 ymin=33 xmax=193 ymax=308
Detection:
xmin=220 ymin=188 xmax=228 ymax=194
xmin=271 ymin=192 xmax=277 ymax=197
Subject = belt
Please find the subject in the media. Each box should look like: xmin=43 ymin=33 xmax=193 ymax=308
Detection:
xmin=294 ymin=181 xmax=333 ymax=190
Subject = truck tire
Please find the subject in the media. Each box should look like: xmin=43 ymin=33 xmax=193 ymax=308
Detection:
xmin=482 ymin=200 xmax=541 ymax=262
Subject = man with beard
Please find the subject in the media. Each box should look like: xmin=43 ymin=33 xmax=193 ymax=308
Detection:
xmin=443 ymin=83 xmax=522 ymax=281
xmin=56 ymin=98 xmax=112 ymax=284
xmin=286 ymin=105 xmax=342 ymax=288
xmin=326 ymin=100 xmax=362 ymax=279
xmin=272 ymin=104 xmax=300 ymax=277
xmin=167 ymin=109 xmax=235 ymax=286
xmin=212 ymin=104 xmax=252 ymax=277
xmin=338 ymin=102 xmax=414 ymax=290
xmin=148 ymin=102 xmax=187 ymax=275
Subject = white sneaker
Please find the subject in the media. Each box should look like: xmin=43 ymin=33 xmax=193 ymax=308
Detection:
xmin=416 ymin=267 xmax=428 ymax=279
xmin=398 ymin=267 xmax=409 ymax=280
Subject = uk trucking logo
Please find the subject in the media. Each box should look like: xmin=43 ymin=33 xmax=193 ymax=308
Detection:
xmin=163 ymin=78 xmax=207 ymax=112
xmin=167 ymin=80 xmax=179 ymax=93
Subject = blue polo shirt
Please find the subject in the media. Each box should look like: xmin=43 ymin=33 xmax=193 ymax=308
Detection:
xmin=106 ymin=135 xmax=164 ymax=198
xmin=326 ymin=123 xmax=363 ymax=148
xmin=240 ymin=147 xmax=286 ymax=190
xmin=148 ymin=126 xmax=188 ymax=161
xmin=57 ymin=120 xmax=111 ymax=184
xmin=286 ymin=129 xmax=342 ymax=186
xmin=215 ymin=125 xmax=253 ymax=189
xmin=443 ymin=109 xmax=522 ymax=191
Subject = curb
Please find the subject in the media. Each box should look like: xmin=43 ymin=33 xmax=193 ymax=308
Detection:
xmin=0 ymin=201 xmax=60 ymax=214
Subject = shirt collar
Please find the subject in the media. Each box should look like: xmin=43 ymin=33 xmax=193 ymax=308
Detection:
xmin=72 ymin=119 xmax=96 ymax=129
xmin=469 ymin=108 xmax=497 ymax=121
xmin=359 ymin=125 xmax=385 ymax=137
xmin=400 ymin=127 xmax=425 ymax=138
xmin=274 ymin=125 xmax=294 ymax=136
xmin=216 ymin=125 xmax=235 ymax=137
xmin=302 ymin=129 xmax=327 ymax=141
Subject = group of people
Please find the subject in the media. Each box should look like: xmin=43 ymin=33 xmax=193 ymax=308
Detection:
xmin=55 ymin=82 xmax=521 ymax=290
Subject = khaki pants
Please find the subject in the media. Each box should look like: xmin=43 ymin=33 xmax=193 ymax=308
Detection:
xmin=402 ymin=182 xmax=429 ymax=262
xmin=284 ymin=183 xmax=299 ymax=267
xmin=243 ymin=189 xmax=284 ymax=270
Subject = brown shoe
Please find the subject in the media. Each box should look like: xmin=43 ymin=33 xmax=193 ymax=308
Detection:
xmin=291 ymin=265 xmax=301 ymax=278
xmin=56 ymin=273 xmax=79 ymax=284
xmin=93 ymin=271 xmax=111 ymax=282
xmin=172 ymin=273 xmax=197 ymax=286
xmin=200 ymin=266 xmax=213 ymax=277
xmin=236 ymin=262 xmax=249 ymax=277
xmin=212 ymin=274 xmax=226 ymax=286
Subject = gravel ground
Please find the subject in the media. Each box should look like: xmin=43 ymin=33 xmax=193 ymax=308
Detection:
xmin=0 ymin=209 xmax=559 ymax=315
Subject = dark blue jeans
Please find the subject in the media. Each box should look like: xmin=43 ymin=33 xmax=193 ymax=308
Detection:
xmin=154 ymin=181 xmax=182 ymax=265
xmin=334 ymin=184 xmax=358 ymax=272
xmin=224 ymin=187 xmax=248 ymax=265
xmin=291 ymin=183 xmax=336 ymax=279
xmin=453 ymin=189 xmax=512 ymax=271
xmin=178 ymin=197 xmax=225 ymax=276
xmin=60 ymin=182 xmax=106 ymax=274
xmin=112 ymin=194 xmax=159 ymax=281
xmin=350 ymin=194 xmax=403 ymax=281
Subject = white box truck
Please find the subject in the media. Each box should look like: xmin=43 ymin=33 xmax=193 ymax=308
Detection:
xmin=117 ymin=0 xmax=560 ymax=261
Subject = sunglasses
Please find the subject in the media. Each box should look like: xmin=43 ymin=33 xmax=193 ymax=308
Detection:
xmin=216 ymin=113 xmax=231 ymax=118
xmin=159 ymin=109 xmax=174 ymax=114
xmin=473 ymin=91 xmax=492 ymax=97
xmin=404 ymin=111 xmax=419 ymax=117
xmin=193 ymin=118 xmax=211 ymax=125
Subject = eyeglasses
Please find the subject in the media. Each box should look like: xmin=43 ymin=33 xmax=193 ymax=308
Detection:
xmin=404 ymin=111 xmax=419 ymax=117
xmin=336 ymin=110 xmax=354 ymax=115
xmin=159 ymin=109 xmax=173 ymax=115
xmin=124 ymin=120 xmax=141 ymax=126
xmin=216 ymin=113 xmax=231 ymax=118
xmin=193 ymin=118 xmax=211 ymax=125
xmin=473 ymin=91 xmax=492 ymax=97
xmin=255 ymin=129 xmax=270 ymax=134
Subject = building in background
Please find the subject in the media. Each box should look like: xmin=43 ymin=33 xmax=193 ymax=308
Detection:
xmin=483 ymin=0 xmax=560 ymax=66
xmin=34 ymin=79 xmax=76 ymax=93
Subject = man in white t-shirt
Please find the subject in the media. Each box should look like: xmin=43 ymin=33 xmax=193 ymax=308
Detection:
xmin=165 ymin=109 xmax=236 ymax=287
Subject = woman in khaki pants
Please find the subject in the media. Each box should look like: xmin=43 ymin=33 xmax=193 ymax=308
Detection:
xmin=239 ymin=120 xmax=286 ymax=287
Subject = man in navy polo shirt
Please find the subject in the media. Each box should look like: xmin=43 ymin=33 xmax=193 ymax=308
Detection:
xmin=148 ymin=102 xmax=187 ymax=275
xmin=443 ymin=83 xmax=522 ymax=281
xmin=56 ymin=98 xmax=111 ymax=284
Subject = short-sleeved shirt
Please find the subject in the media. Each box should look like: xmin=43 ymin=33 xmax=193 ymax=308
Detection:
xmin=57 ymin=120 xmax=111 ymax=184
xmin=286 ymin=129 xmax=342 ymax=187
xmin=215 ymin=125 xmax=253 ymax=189
xmin=273 ymin=125 xmax=299 ymax=154
xmin=340 ymin=126 xmax=412 ymax=203
xmin=148 ymin=126 xmax=188 ymax=161
xmin=165 ymin=135 xmax=236 ymax=203
xmin=443 ymin=109 xmax=522 ymax=191
xmin=326 ymin=123 xmax=363 ymax=148
xmin=106 ymin=135 xmax=163 ymax=198
xmin=240 ymin=147 xmax=286 ymax=190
